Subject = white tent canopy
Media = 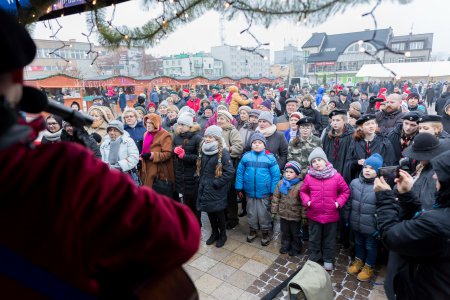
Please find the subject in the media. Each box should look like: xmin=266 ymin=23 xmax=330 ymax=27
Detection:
xmin=356 ymin=61 xmax=450 ymax=79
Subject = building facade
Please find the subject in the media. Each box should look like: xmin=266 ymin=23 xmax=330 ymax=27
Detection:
xmin=274 ymin=44 xmax=305 ymax=76
xmin=301 ymin=29 xmax=434 ymax=85
xmin=162 ymin=52 xmax=223 ymax=77
xmin=210 ymin=45 xmax=270 ymax=78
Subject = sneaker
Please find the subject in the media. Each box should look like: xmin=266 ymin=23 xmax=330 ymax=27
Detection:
xmin=247 ymin=229 xmax=257 ymax=243
xmin=323 ymin=262 xmax=334 ymax=271
xmin=357 ymin=264 xmax=374 ymax=282
xmin=279 ymin=247 xmax=289 ymax=254
xmin=347 ymin=258 xmax=364 ymax=275
xmin=261 ymin=231 xmax=271 ymax=246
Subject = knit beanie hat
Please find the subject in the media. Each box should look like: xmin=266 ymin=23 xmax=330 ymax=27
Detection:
xmin=350 ymin=101 xmax=361 ymax=112
xmin=177 ymin=113 xmax=194 ymax=127
xmin=250 ymin=132 xmax=267 ymax=147
xmin=308 ymin=147 xmax=328 ymax=164
xmin=107 ymin=120 xmax=124 ymax=134
xmin=248 ymin=109 xmax=261 ymax=118
xmin=218 ymin=110 xmax=233 ymax=121
xmin=159 ymin=100 xmax=169 ymax=108
xmin=285 ymin=161 xmax=302 ymax=175
xmin=179 ymin=106 xmax=195 ymax=118
xmin=260 ymin=99 xmax=272 ymax=110
xmin=217 ymin=104 xmax=228 ymax=111
xmin=204 ymin=125 xmax=223 ymax=138
xmin=238 ymin=105 xmax=251 ymax=114
xmin=364 ymin=153 xmax=384 ymax=174
xmin=258 ymin=111 xmax=274 ymax=125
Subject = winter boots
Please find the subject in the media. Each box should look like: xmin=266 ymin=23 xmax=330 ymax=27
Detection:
xmin=261 ymin=230 xmax=271 ymax=246
xmin=247 ymin=228 xmax=257 ymax=243
xmin=357 ymin=264 xmax=374 ymax=282
xmin=347 ymin=258 xmax=364 ymax=275
xmin=216 ymin=231 xmax=227 ymax=248
xmin=206 ymin=230 xmax=219 ymax=245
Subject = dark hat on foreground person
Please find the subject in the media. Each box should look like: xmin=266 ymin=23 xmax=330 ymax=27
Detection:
xmin=407 ymin=92 xmax=421 ymax=100
xmin=355 ymin=114 xmax=376 ymax=126
xmin=401 ymin=111 xmax=422 ymax=123
xmin=402 ymin=132 xmax=448 ymax=161
xmin=0 ymin=9 xmax=36 ymax=74
xmin=297 ymin=116 xmax=314 ymax=126
xmin=431 ymin=150 xmax=450 ymax=186
xmin=418 ymin=115 xmax=442 ymax=123
xmin=328 ymin=109 xmax=347 ymax=118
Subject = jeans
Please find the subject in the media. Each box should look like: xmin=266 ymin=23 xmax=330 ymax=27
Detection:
xmin=308 ymin=220 xmax=337 ymax=263
xmin=354 ymin=231 xmax=378 ymax=266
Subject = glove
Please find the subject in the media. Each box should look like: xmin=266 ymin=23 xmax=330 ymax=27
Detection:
xmin=176 ymin=147 xmax=185 ymax=159
xmin=141 ymin=153 xmax=151 ymax=161
xmin=174 ymin=146 xmax=182 ymax=155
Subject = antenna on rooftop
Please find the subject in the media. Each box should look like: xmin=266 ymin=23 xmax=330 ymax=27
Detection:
xmin=409 ymin=23 xmax=414 ymax=35
xmin=219 ymin=15 xmax=225 ymax=45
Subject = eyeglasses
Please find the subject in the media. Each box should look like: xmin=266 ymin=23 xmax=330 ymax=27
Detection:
xmin=124 ymin=115 xmax=135 ymax=118
xmin=47 ymin=122 xmax=59 ymax=126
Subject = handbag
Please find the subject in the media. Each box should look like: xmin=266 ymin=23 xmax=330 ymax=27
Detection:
xmin=152 ymin=162 xmax=173 ymax=198
xmin=128 ymin=168 xmax=143 ymax=186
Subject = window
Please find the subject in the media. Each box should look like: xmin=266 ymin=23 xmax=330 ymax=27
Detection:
xmin=344 ymin=42 xmax=376 ymax=54
xmin=409 ymin=41 xmax=424 ymax=50
xmin=392 ymin=43 xmax=405 ymax=51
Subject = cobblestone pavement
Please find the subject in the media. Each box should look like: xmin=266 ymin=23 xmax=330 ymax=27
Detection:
xmin=184 ymin=214 xmax=387 ymax=300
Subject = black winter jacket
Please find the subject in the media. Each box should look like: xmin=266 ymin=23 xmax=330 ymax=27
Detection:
xmin=322 ymin=124 xmax=355 ymax=178
xmin=60 ymin=129 xmax=101 ymax=158
xmin=387 ymin=123 xmax=417 ymax=163
xmin=346 ymin=175 xmax=377 ymax=236
xmin=376 ymin=190 xmax=450 ymax=300
xmin=172 ymin=124 xmax=202 ymax=195
xmin=197 ymin=148 xmax=234 ymax=212
xmin=435 ymin=92 xmax=450 ymax=115
xmin=376 ymin=109 xmax=405 ymax=136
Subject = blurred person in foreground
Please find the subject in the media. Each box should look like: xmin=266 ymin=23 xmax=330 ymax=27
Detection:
xmin=0 ymin=9 xmax=199 ymax=299
xmin=374 ymin=150 xmax=450 ymax=299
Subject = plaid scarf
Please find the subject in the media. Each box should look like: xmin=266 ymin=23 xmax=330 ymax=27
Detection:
xmin=400 ymin=130 xmax=416 ymax=156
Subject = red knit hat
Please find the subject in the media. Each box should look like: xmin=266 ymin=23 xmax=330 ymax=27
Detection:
xmin=183 ymin=89 xmax=190 ymax=93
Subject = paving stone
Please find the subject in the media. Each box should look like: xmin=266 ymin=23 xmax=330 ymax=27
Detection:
xmin=278 ymin=266 xmax=288 ymax=273
xmin=253 ymin=279 xmax=266 ymax=288
xmin=245 ymin=285 xmax=260 ymax=295
xmin=356 ymin=286 xmax=371 ymax=297
xmin=189 ymin=255 xmax=219 ymax=272
xmin=195 ymin=273 xmax=223 ymax=294
xmin=208 ymin=262 xmax=237 ymax=281
xmin=341 ymin=288 xmax=355 ymax=298
xmin=222 ymin=253 xmax=250 ymax=269
xmin=251 ymin=249 xmax=278 ymax=266
xmin=205 ymin=247 xmax=232 ymax=261
xmin=211 ymin=282 xmax=244 ymax=300
xmin=227 ymin=270 xmax=257 ymax=290
xmin=344 ymin=280 xmax=358 ymax=290
xmin=184 ymin=265 xmax=204 ymax=282
xmin=268 ymin=277 xmax=282 ymax=286
xmin=237 ymin=291 xmax=260 ymax=300
xmin=223 ymin=238 xmax=242 ymax=251
xmin=234 ymin=243 xmax=260 ymax=258
xmin=240 ymin=259 xmax=268 ymax=277
xmin=275 ymin=273 xmax=288 ymax=281
xmin=259 ymin=273 xmax=270 ymax=282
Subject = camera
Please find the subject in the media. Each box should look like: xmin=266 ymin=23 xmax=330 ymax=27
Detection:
xmin=379 ymin=166 xmax=400 ymax=188
xmin=369 ymin=96 xmax=385 ymax=104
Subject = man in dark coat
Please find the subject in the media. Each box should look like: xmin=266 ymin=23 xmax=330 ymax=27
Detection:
xmin=336 ymin=92 xmax=352 ymax=111
xmin=387 ymin=111 xmax=420 ymax=163
xmin=298 ymin=95 xmax=322 ymax=135
xmin=376 ymin=93 xmax=405 ymax=135
xmin=0 ymin=9 xmax=200 ymax=299
xmin=435 ymin=86 xmax=450 ymax=115
xmin=374 ymin=150 xmax=450 ymax=300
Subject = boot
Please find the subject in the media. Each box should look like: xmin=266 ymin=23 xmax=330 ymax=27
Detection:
xmin=289 ymin=248 xmax=301 ymax=257
xmin=238 ymin=208 xmax=247 ymax=217
xmin=261 ymin=231 xmax=271 ymax=246
xmin=206 ymin=229 xmax=219 ymax=245
xmin=347 ymin=258 xmax=364 ymax=275
xmin=247 ymin=228 xmax=257 ymax=243
xmin=215 ymin=230 xmax=227 ymax=248
xmin=226 ymin=220 xmax=239 ymax=230
xmin=357 ymin=264 xmax=374 ymax=282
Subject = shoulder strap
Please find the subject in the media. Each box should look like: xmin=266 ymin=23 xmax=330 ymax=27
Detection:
xmin=0 ymin=245 xmax=95 ymax=300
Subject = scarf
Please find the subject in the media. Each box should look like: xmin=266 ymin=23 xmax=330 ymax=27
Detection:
xmin=202 ymin=140 xmax=219 ymax=155
xmin=400 ymin=130 xmax=416 ymax=154
xmin=108 ymin=137 xmax=122 ymax=165
xmin=279 ymin=177 xmax=301 ymax=195
xmin=142 ymin=128 xmax=160 ymax=154
xmin=256 ymin=124 xmax=277 ymax=137
xmin=43 ymin=129 xmax=62 ymax=142
xmin=308 ymin=162 xmax=337 ymax=179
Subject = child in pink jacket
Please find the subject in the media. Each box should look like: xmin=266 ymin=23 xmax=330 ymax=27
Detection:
xmin=300 ymin=147 xmax=350 ymax=271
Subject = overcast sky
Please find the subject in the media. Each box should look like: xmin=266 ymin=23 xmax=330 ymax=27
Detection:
xmin=32 ymin=0 xmax=450 ymax=60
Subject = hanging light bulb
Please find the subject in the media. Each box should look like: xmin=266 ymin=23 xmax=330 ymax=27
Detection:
xmin=405 ymin=51 xmax=411 ymax=57
xmin=124 ymin=34 xmax=129 ymax=40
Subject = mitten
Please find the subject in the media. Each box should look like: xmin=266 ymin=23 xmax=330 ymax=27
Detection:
xmin=141 ymin=153 xmax=151 ymax=161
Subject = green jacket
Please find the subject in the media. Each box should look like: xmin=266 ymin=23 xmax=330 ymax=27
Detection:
xmin=287 ymin=135 xmax=323 ymax=177
xmin=271 ymin=179 xmax=306 ymax=221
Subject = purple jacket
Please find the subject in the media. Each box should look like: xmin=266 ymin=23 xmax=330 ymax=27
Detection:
xmin=300 ymin=171 xmax=350 ymax=224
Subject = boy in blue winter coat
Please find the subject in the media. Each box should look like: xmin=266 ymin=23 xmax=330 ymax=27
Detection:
xmin=236 ymin=132 xmax=281 ymax=246
xmin=345 ymin=153 xmax=383 ymax=282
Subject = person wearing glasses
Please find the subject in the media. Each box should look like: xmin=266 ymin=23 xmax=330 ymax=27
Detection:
xmin=41 ymin=114 xmax=63 ymax=144
xmin=122 ymin=107 xmax=146 ymax=153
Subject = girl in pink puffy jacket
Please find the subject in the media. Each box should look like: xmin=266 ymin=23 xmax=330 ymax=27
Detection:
xmin=300 ymin=147 xmax=350 ymax=271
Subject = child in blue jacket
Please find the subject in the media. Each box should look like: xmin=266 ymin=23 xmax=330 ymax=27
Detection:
xmin=235 ymin=132 xmax=281 ymax=246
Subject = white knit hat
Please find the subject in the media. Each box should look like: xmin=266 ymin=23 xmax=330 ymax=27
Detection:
xmin=177 ymin=113 xmax=194 ymax=127
xmin=204 ymin=125 xmax=223 ymax=138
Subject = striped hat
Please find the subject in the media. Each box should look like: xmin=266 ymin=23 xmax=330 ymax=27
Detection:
xmin=284 ymin=161 xmax=302 ymax=175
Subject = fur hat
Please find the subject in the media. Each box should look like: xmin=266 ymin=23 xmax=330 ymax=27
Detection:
xmin=107 ymin=120 xmax=124 ymax=134
xmin=177 ymin=114 xmax=194 ymax=127
xmin=364 ymin=153 xmax=384 ymax=174
xmin=260 ymin=99 xmax=272 ymax=110
xmin=218 ymin=110 xmax=233 ymax=121
xmin=88 ymin=105 xmax=114 ymax=123
xmin=250 ymin=132 xmax=267 ymax=147
xmin=308 ymin=147 xmax=328 ymax=164
xmin=258 ymin=111 xmax=274 ymax=125
xmin=143 ymin=113 xmax=162 ymax=131
xmin=204 ymin=125 xmax=223 ymax=138
xmin=285 ymin=161 xmax=302 ymax=175
xmin=238 ymin=105 xmax=252 ymax=114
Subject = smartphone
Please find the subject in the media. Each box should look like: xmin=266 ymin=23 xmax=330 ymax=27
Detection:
xmin=379 ymin=166 xmax=399 ymax=187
